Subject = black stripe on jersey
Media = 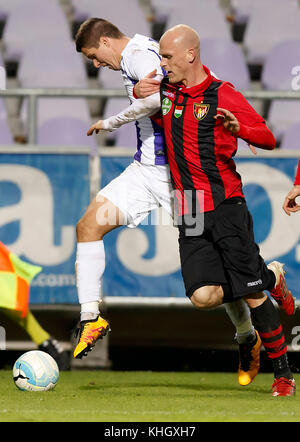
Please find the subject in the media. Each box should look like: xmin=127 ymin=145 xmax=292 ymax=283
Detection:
xmin=171 ymin=90 xmax=197 ymax=216
xmin=198 ymin=81 xmax=225 ymax=208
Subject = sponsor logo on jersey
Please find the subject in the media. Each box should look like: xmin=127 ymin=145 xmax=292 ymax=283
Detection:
xmin=162 ymin=90 xmax=175 ymax=99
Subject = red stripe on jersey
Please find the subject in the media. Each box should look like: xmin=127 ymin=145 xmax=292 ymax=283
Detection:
xmin=161 ymin=92 xmax=189 ymax=214
xmin=181 ymin=93 xmax=214 ymax=213
xmin=215 ymin=83 xmax=245 ymax=200
xmin=160 ymin=67 xmax=275 ymax=214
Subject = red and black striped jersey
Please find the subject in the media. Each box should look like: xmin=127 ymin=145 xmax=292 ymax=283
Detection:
xmin=159 ymin=65 xmax=276 ymax=214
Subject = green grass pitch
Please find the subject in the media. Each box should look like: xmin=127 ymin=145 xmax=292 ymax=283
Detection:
xmin=0 ymin=371 xmax=299 ymax=422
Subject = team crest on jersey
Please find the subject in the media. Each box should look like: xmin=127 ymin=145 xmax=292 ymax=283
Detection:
xmin=162 ymin=97 xmax=172 ymax=115
xmin=193 ymin=103 xmax=210 ymax=120
xmin=174 ymin=106 xmax=184 ymax=118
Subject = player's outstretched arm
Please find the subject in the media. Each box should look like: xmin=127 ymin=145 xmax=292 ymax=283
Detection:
xmin=283 ymin=185 xmax=300 ymax=215
xmin=87 ymin=93 xmax=161 ymax=136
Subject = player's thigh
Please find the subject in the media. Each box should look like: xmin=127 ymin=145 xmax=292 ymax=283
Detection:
xmin=99 ymin=162 xmax=160 ymax=228
xmin=144 ymin=166 xmax=174 ymax=219
xmin=77 ymin=195 xmax=124 ymax=238
xmin=213 ymin=199 xmax=271 ymax=297
xmin=178 ymin=229 xmax=227 ymax=299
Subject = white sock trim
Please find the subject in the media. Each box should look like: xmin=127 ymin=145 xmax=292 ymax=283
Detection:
xmin=80 ymin=301 xmax=100 ymax=314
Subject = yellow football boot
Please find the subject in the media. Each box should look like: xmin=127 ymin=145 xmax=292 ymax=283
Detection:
xmin=73 ymin=315 xmax=110 ymax=359
xmin=238 ymin=330 xmax=262 ymax=386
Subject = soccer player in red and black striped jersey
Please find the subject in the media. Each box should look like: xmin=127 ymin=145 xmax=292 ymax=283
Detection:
xmin=283 ymin=158 xmax=300 ymax=215
xmin=134 ymin=24 xmax=295 ymax=396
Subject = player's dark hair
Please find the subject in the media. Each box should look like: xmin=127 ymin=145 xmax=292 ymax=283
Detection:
xmin=75 ymin=18 xmax=125 ymax=52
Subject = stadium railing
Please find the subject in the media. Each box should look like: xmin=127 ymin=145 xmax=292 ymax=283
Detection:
xmin=1 ymin=88 xmax=300 ymax=145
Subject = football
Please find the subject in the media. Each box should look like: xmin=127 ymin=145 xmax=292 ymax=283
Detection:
xmin=12 ymin=350 xmax=59 ymax=392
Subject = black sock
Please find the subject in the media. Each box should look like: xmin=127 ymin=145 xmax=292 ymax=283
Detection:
xmin=250 ymin=296 xmax=292 ymax=379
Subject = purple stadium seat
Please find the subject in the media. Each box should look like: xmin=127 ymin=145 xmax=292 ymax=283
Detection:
xmin=102 ymin=97 xmax=131 ymax=144
xmin=261 ymin=40 xmax=300 ymax=141
xmin=18 ymin=37 xmax=91 ymax=133
xmin=2 ymin=0 xmax=71 ymax=62
xmin=200 ymin=39 xmax=250 ymax=91
xmin=18 ymin=39 xmax=87 ymax=88
xmin=21 ymin=98 xmax=92 ymax=138
xmin=232 ymin=0 xmax=298 ymax=25
xmin=244 ymin=3 xmax=300 ymax=65
xmin=0 ymin=49 xmax=7 ymax=90
xmin=280 ymin=122 xmax=300 ymax=150
xmin=98 ymin=68 xmax=124 ymax=89
xmin=166 ymin=0 xmax=231 ymax=41
xmin=262 ymin=40 xmax=300 ymax=91
xmin=261 ymin=37 xmax=300 ymax=91
xmin=267 ymin=100 xmax=300 ymax=141
xmin=102 ymin=97 xmax=131 ymax=116
xmin=114 ymin=122 xmax=137 ymax=148
xmin=0 ymin=119 xmax=14 ymax=144
xmin=0 ymin=0 xmax=23 ymax=21
xmin=71 ymin=0 xmax=151 ymax=37
xmin=37 ymin=117 xmax=97 ymax=150
xmin=0 ymin=98 xmax=8 ymax=120
xmin=151 ymin=0 xmax=185 ymax=24
xmin=0 ymin=65 xmax=6 ymax=91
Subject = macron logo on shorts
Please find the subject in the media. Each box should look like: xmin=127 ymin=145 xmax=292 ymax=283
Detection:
xmin=247 ymin=279 xmax=262 ymax=287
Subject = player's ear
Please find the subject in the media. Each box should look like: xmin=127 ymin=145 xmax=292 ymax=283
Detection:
xmin=187 ymin=48 xmax=195 ymax=63
xmin=100 ymin=36 xmax=110 ymax=47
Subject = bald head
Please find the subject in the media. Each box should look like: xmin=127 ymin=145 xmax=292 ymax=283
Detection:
xmin=159 ymin=24 xmax=205 ymax=86
xmin=160 ymin=24 xmax=200 ymax=57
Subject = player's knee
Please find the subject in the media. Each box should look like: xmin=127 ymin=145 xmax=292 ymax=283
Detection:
xmin=76 ymin=216 xmax=105 ymax=241
xmin=190 ymin=285 xmax=223 ymax=310
xmin=76 ymin=217 xmax=89 ymax=240
xmin=245 ymin=291 xmax=267 ymax=309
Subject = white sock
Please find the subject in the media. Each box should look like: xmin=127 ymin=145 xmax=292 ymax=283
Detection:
xmin=75 ymin=240 xmax=105 ymax=321
xmin=224 ymin=299 xmax=256 ymax=344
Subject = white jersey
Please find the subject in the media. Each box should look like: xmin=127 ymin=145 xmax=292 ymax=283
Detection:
xmin=119 ymin=34 xmax=167 ymax=166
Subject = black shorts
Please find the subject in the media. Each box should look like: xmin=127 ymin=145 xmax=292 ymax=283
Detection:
xmin=178 ymin=197 xmax=274 ymax=302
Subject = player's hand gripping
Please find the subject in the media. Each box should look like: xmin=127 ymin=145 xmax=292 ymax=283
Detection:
xmin=214 ymin=107 xmax=257 ymax=155
xmin=282 ymin=185 xmax=300 ymax=215
xmin=87 ymin=120 xmax=104 ymax=136
xmin=134 ymin=70 xmax=161 ymax=98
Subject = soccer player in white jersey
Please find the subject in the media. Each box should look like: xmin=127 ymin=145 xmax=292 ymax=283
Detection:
xmin=73 ymin=18 xmax=260 ymax=386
